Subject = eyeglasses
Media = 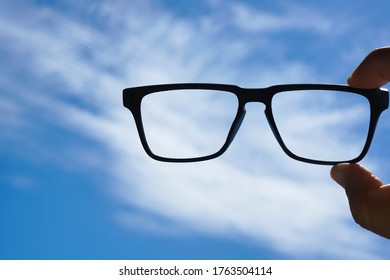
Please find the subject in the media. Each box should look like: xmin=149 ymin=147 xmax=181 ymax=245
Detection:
xmin=123 ymin=83 xmax=388 ymax=165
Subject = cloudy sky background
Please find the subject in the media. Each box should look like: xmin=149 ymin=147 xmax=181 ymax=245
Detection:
xmin=1 ymin=0 xmax=390 ymax=259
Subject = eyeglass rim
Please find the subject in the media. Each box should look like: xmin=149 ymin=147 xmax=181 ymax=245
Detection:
xmin=123 ymin=83 xmax=389 ymax=165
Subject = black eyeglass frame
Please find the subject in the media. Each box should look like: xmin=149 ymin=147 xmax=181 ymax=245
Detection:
xmin=123 ymin=83 xmax=389 ymax=165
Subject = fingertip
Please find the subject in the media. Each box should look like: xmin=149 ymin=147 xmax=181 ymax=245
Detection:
xmin=347 ymin=76 xmax=351 ymax=86
xmin=347 ymin=72 xmax=355 ymax=86
xmin=330 ymin=163 xmax=350 ymax=188
xmin=331 ymin=163 xmax=383 ymax=193
xmin=347 ymin=47 xmax=390 ymax=89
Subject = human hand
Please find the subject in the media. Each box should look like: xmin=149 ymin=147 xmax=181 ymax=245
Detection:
xmin=331 ymin=47 xmax=390 ymax=238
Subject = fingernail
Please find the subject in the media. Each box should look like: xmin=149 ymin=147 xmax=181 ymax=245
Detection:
xmin=330 ymin=163 xmax=350 ymax=188
xmin=347 ymin=74 xmax=352 ymax=85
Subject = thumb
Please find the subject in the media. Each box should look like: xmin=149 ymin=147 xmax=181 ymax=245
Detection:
xmin=331 ymin=163 xmax=387 ymax=235
xmin=330 ymin=163 xmax=383 ymax=192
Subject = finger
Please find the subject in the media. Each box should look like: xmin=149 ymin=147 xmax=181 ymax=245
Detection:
xmin=331 ymin=163 xmax=385 ymax=234
xmin=330 ymin=163 xmax=383 ymax=192
xmin=348 ymin=47 xmax=390 ymax=89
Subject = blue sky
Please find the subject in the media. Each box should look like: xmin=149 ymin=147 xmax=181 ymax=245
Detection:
xmin=1 ymin=0 xmax=390 ymax=259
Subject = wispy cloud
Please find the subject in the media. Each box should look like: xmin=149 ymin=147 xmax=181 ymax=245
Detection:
xmin=228 ymin=2 xmax=348 ymax=34
xmin=1 ymin=0 xmax=387 ymax=259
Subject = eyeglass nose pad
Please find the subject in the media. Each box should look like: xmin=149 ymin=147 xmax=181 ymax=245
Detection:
xmin=264 ymin=108 xmax=289 ymax=154
xmin=264 ymin=109 xmax=278 ymax=136
xmin=225 ymin=109 xmax=246 ymax=147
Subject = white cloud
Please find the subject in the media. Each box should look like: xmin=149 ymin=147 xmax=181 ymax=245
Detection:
xmin=229 ymin=2 xmax=345 ymax=34
xmin=1 ymin=0 xmax=386 ymax=259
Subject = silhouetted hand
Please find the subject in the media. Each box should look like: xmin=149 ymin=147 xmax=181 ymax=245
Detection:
xmin=331 ymin=47 xmax=390 ymax=239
